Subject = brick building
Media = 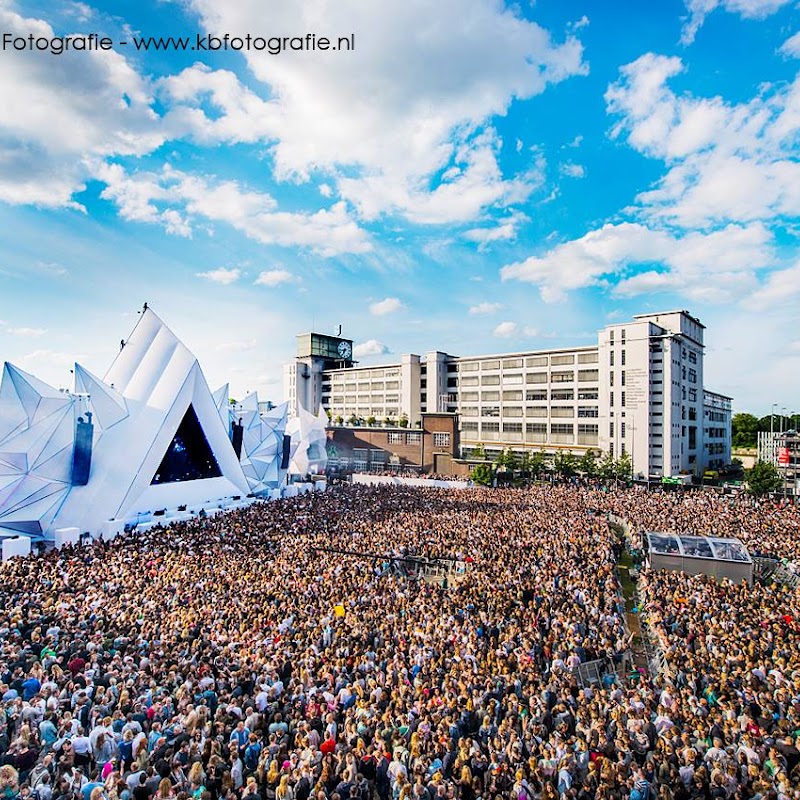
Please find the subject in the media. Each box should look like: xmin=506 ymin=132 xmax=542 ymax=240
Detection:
xmin=326 ymin=413 xmax=461 ymax=474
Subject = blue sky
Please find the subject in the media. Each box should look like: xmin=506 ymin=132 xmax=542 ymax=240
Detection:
xmin=1 ymin=0 xmax=799 ymax=414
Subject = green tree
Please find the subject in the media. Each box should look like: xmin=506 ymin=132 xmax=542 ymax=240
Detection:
xmin=579 ymin=448 xmax=599 ymax=478
xmin=471 ymin=462 xmax=493 ymax=486
xmin=518 ymin=450 xmax=533 ymax=475
xmin=530 ymin=450 xmax=547 ymax=478
xmin=756 ymin=414 xmax=794 ymax=436
xmin=553 ymin=451 xmax=578 ymax=478
xmin=731 ymin=412 xmax=759 ymax=448
xmin=746 ymin=460 xmax=782 ymax=496
xmin=366 ymin=415 xmax=376 ymax=427
xmin=615 ymin=452 xmax=633 ymax=481
xmin=347 ymin=414 xmax=358 ymax=425
xmin=382 ymin=416 xmax=391 ymax=427
xmin=598 ymin=451 xmax=616 ymax=480
xmin=494 ymin=448 xmax=517 ymax=471
xmin=472 ymin=443 xmax=487 ymax=460
xmin=398 ymin=415 xmax=409 ymax=428
xmin=335 ymin=415 xmax=343 ymax=425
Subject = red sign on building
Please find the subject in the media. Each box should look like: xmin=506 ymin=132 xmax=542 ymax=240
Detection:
xmin=778 ymin=447 xmax=790 ymax=466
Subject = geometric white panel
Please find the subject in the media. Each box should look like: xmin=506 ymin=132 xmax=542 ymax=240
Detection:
xmin=2 ymin=535 xmax=31 ymax=561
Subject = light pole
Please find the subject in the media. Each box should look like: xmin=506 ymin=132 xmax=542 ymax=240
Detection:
xmin=771 ymin=403 xmax=778 ymax=464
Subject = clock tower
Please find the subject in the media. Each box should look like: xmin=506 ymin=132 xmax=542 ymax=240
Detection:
xmin=295 ymin=332 xmax=355 ymax=368
xmin=285 ymin=331 xmax=355 ymax=416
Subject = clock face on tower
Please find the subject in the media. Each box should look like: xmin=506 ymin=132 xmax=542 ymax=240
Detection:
xmin=337 ymin=340 xmax=352 ymax=359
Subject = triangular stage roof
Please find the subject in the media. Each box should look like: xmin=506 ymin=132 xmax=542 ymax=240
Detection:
xmin=0 ymin=308 xmax=295 ymax=540
xmin=56 ymin=310 xmax=250 ymax=532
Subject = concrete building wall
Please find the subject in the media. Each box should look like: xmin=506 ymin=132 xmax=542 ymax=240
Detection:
xmin=454 ymin=346 xmax=599 ymax=453
xmin=285 ymin=310 xmax=729 ymax=477
xmin=423 ymin=351 xmax=450 ymax=415
xmin=598 ymin=319 xmax=653 ymax=477
xmin=401 ymin=354 xmax=421 ymax=423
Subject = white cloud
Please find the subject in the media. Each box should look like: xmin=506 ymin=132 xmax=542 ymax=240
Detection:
xmin=354 ymin=339 xmax=390 ymax=357
xmin=196 ymin=267 xmax=241 ymax=285
xmin=15 ymin=349 xmax=81 ymax=380
xmin=494 ymin=321 xmax=518 ymax=337
xmin=369 ymin=297 xmax=405 ymax=316
xmin=0 ymin=0 xmax=586 ymax=239
xmin=501 ymin=221 xmax=774 ymax=302
xmin=780 ymin=31 xmax=800 ymax=58
xmin=32 ymin=261 xmax=68 ymax=277
xmin=0 ymin=3 xmax=161 ymax=207
xmin=64 ymin=2 xmax=93 ymax=23
xmin=254 ymin=269 xmax=297 ymax=287
xmin=681 ymin=0 xmax=792 ymax=45
xmin=5 ymin=327 xmax=47 ymax=337
xmin=606 ymin=53 xmax=800 ymax=229
xmin=464 ymin=209 xmax=529 ymax=248
xmin=744 ymin=259 xmax=800 ymax=311
xmin=159 ymin=64 xmax=277 ymax=146
xmin=523 ymin=326 xmax=540 ymax=337
xmin=180 ymin=0 xmax=586 ymax=223
xmin=338 ymin=128 xmax=544 ymax=224
xmin=559 ymin=162 xmax=586 ymax=178
xmin=469 ymin=302 xmax=503 ymax=315
xmin=97 ymin=163 xmax=371 ymax=256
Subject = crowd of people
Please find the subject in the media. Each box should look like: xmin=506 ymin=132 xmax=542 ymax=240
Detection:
xmin=0 ymin=484 xmax=797 ymax=800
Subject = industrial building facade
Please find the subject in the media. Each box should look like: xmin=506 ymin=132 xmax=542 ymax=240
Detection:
xmin=284 ymin=310 xmax=732 ymax=478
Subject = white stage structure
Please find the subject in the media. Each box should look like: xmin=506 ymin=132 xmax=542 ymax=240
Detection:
xmin=287 ymin=405 xmax=328 ymax=477
xmin=217 ymin=388 xmax=291 ymax=494
xmin=0 ymin=309 xmax=310 ymax=544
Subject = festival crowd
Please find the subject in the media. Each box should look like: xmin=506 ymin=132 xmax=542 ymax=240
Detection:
xmin=0 ymin=485 xmax=797 ymax=800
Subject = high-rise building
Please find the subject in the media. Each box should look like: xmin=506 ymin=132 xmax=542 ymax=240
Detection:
xmin=283 ymin=310 xmax=732 ymax=477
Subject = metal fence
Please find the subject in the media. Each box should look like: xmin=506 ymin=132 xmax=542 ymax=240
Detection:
xmin=753 ymin=556 xmax=800 ymax=589
xmin=571 ymin=657 xmax=631 ymax=688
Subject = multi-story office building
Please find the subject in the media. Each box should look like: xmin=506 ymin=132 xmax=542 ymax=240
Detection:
xmin=284 ymin=310 xmax=732 ymax=477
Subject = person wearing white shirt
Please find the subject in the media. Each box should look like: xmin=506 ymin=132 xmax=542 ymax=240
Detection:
xmin=70 ymin=730 xmax=92 ymax=767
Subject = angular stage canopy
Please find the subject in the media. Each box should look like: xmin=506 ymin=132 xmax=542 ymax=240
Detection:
xmin=287 ymin=405 xmax=328 ymax=477
xmin=0 ymin=309 xmax=300 ymax=541
xmin=218 ymin=393 xmax=290 ymax=493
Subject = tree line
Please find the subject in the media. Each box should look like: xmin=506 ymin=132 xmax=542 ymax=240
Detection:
xmin=469 ymin=446 xmax=632 ymax=486
xmin=469 ymin=445 xmax=786 ymax=496
xmin=732 ymin=412 xmax=799 ymax=448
